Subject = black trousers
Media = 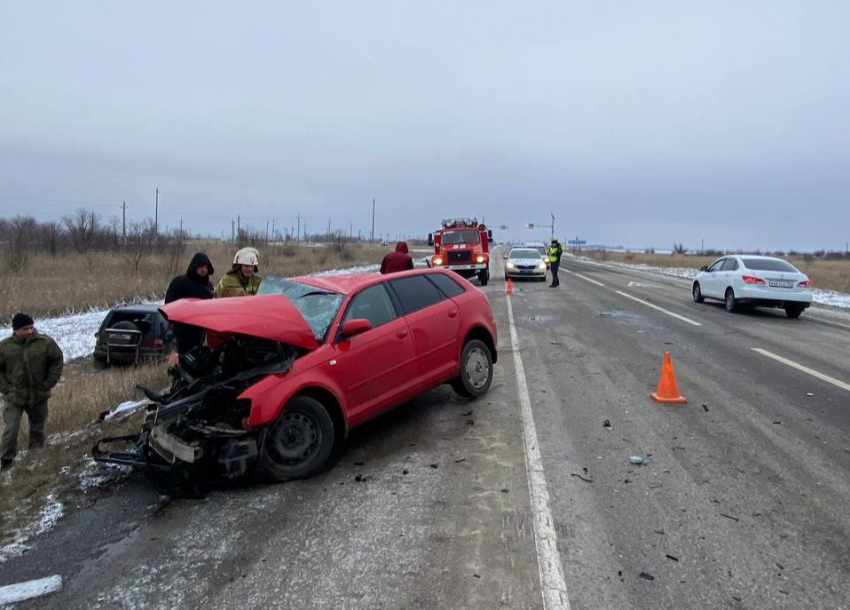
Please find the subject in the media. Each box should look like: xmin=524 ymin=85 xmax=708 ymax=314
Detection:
xmin=550 ymin=262 xmax=560 ymax=286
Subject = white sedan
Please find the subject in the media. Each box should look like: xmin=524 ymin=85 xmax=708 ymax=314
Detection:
xmin=692 ymin=255 xmax=813 ymax=318
xmin=505 ymin=248 xmax=548 ymax=281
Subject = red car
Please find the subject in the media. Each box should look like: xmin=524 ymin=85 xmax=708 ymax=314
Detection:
xmin=94 ymin=269 xmax=497 ymax=483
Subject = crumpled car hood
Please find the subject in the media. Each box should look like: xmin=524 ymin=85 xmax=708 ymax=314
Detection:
xmin=161 ymin=295 xmax=319 ymax=350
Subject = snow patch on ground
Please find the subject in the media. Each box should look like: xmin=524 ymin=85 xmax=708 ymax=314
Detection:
xmin=313 ymin=264 xmax=380 ymax=276
xmin=0 ymin=494 xmax=64 ymax=563
xmin=581 ymin=259 xmax=850 ymax=309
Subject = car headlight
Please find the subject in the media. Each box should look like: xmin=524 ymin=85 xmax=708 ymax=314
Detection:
xmin=506 ymin=262 xmax=515 ymax=269
xmin=538 ymin=262 xmax=547 ymax=269
xmin=476 ymin=255 xmax=486 ymax=263
xmin=433 ymin=257 xmax=443 ymax=265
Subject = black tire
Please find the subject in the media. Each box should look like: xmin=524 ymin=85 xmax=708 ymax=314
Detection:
xmin=259 ymin=396 xmax=335 ymax=482
xmin=724 ymin=288 xmax=738 ymax=313
xmin=93 ymin=356 xmax=108 ymax=370
xmin=109 ymin=320 xmax=140 ymax=332
xmin=785 ymin=305 xmax=804 ymax=319
xmin=451 ymin=339 xmax=494 ymax=399
xmin=479 ymin=269 xmax=489 ymax=286
xmin=692 ymin=282 xmax=704 ymax=303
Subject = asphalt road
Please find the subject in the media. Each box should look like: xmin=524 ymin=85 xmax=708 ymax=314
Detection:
xmin=3 ymin=253 xmax=849 ymax=610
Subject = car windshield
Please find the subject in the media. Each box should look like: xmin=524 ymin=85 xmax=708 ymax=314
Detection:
xmin=257 ymin=276 xmax=344 ymax=341
xmin=441 ymin=230 xmax=480 ymax=245
xmin=741 ymin=258 xmax=798 ymax=273
xmin=511 ymin=249 xmax=542 ymax=259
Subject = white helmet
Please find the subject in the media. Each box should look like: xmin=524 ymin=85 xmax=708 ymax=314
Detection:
xmin=233 ymin=247 xmax=260 ymax=267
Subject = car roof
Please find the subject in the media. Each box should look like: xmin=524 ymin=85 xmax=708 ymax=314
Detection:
xmin=291 ymin=268 xmax=456 ymax=295
xmin=725 ymin=255 xmax=788 ymax=261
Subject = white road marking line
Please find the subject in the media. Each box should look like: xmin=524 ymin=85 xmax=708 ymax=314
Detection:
xmin=627 ymin=280 xmax=659 ymax=288
xmin=506 ymin=296 xmax=571 ymax=610
xmin=572 ymin=272 xmax=605 ymax=287
xmin=752 ymin=348 xmax=850 ymax=393
xmin=615 ymin=290 xmax=703 ymax=327
xmin=0 ymin=575 xmax=62 ymax=605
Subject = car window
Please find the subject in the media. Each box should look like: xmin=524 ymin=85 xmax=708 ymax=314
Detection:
xmin=441 ymin=230 xmax=480 ymax=245
xmin=389 ymin=275 xmax=446 ymax=314
xmin=720 ymin=259 xmax=738 ymax=271
xmin=427 ymin=273 xmax=466 ymax=298
xmin=257 ymin=275 xmax=344 ymax=341
xmin=510 ymin=249 xmax=541 ymax=259
xmin=707 ymin=259 xmax=725 ymax=272
xmin=740 ymin=258 xmax=798 ymax=272
xmin=343 ymin=284 xmax=398 ymax=329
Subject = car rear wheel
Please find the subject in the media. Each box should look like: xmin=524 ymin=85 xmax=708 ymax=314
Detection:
xmin=259 ymin=396 xmax=335 ymax=482
xmin=692 ymin=282 xmax=704 ymax=303
xmin=451 ymin=339 xmax=493 ymax=399
xmin=724 ymin=288 xmax=738 ymax=313
xmin=785 ymin=305 xmax=804 ymax=319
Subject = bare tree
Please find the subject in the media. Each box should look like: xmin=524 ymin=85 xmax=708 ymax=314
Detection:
xmin=5 ymin=216 xmax=36 ymax=273
xmin=64 ymin=209 xmax=99 ymax=254
xmin=123 ymin=220 xmax=156 ymax=275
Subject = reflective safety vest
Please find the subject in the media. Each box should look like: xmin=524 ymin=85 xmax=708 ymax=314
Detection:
xmin=548 ymin=246 xmax=562 ymax=263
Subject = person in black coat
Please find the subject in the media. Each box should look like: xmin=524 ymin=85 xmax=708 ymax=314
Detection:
xmin=165 ymin=252 xmax=215 ymax=357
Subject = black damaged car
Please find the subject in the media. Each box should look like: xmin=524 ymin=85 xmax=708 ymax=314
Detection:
xmin=93 ymin=304 xmax=173 ymax=367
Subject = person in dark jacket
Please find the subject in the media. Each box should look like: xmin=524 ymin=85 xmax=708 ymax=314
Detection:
xmin=1 ymin=313 xmax=64 ymax=470
xmin=165 ymin=252 xmax=215 ymax=358
xmin=380 ymin=241 xmax=414 ymax=274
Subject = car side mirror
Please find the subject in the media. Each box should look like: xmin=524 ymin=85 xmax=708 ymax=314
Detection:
xmin=341 ymin=319 xmax=372 ymax=338
xmin=700 ymin=266 xmax=708 ymax=272
xmin=427 ymin=233 xmax=434 ymax=247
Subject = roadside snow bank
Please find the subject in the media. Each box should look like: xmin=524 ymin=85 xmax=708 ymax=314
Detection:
xmin=579 ymin=259 xmax=850 ymax=310
xmin=0 ymin=494 xmax=64 ymax=563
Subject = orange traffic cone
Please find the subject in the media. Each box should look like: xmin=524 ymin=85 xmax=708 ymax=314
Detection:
xmin=506 ymin=278 xmax=514 ymax=296
xmin=651 ymin=351 xmax=687 ymax=404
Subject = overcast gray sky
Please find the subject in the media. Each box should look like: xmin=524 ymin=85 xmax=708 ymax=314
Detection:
xmin=1 ymin=1 xmax=847 ymax=251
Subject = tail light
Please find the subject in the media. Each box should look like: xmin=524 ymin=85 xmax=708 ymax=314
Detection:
xmin=742 ymin=275 xmax=765 ymax=284
xmin=798 ymin=279 xmax=812 ymax=288
xmin=153 ymin=338 xmax=164 ymax=349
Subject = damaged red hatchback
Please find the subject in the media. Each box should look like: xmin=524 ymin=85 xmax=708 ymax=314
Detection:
xmin=94 ymin=269 xmax=497 ymax=482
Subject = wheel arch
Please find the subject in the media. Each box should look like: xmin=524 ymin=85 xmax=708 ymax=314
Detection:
xmin=463 ymin=325 xmax=497 ymax=364
xmin=292 ymin=386 xmax=348 ymax=443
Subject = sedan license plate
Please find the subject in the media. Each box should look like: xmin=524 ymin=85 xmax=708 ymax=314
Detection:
xmin=769 ymin=280 xmax=793 ymax=288
xmin=520 ymin=269 xmax=534 ymax=274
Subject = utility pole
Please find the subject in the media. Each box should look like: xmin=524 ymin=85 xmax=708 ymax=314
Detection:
xmin=231 ymin=219 xmax=235 ymax=243
xmin=271 ymin=218 xmax=276 ymax=244
xmin=550 ymin=212 xmax=555 ymax=242
xmin=327 ymin=218 xmax=332 ymax=241
xmin=266 ymin=220 xmax=270 ymax=245
xmin=155 ymin=188 xmax=159 ymax=237
xmin=349 ymin=222 xmax=353 ymax=239
xmin=296 ymin=214 xmax=301 ymax=245
xmin=122 ymin=200 xmax=126 ymax=244
xmin=237 ymin=215 xmax=241 ymax=241
xmin=179 ymin=218 xmax=183 ymax=242
xmin=304 ymin=224 xmax=308 ymax=243
xmin=370 ymin=198 xmax=376 ymax=245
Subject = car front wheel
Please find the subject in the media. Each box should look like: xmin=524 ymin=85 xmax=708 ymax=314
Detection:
xmin=478 ymin=269 xmax=489 ymax=286
xmin=724 ymin=288 xmax=738 ymax=313
xmin=451 ymin=339 xmax=494 ymax=399
xmin=259 ymin=396 xmax=335 ymax=482
xmin=692 ymin=282 xmax=704 ymax=303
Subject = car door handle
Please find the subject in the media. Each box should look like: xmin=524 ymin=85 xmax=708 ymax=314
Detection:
xmin=396 ymin=329 xmax=409 ymax=338
xmin=448 ymin=310 xmax=458 ymax=318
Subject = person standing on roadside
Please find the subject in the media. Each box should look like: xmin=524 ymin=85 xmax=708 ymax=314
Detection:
xmin=380 ymin=241 xmax=414 ymax=274
xmin=548 ymin=239 xmax=564 ymax=287
xmin=0 ymin=314 xmax=64 ymax=470
xmin=216 ymin=247 xmax=262 ymax=297
xmin=165 ymin=252 xmax=216 ymax=361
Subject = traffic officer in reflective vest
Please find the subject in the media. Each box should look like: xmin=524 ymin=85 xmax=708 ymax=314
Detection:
xmin=548 ymin=239 xmax=564 ymax=287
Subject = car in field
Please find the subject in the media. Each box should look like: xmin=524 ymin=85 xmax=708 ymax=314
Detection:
xmin=93 ymin=304 xmax=173 ymax=367
xmin=523 ymin=241 xmax=550 ymax=269
xmin=692 ymin=255 xmax=813 ymax=318
xmin=505 ymin=247 xmax=548 ymax=281
xmin=94 ymin=269 xmax=497 ymax=483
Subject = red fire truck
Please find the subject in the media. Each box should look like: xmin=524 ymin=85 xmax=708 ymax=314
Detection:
xmin=427 ymin=218 xmax=493 ymax=285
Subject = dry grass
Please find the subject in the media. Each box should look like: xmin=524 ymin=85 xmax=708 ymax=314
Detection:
xmin=584 ymin=251 xmax=850 ymax=294
xmin=0 ymin=361 xmax=168 ymax=548
xmin=0 ymin=241 xmax=386 ymax=322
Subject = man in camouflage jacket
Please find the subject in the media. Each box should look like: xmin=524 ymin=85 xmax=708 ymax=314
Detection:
xmin=0 ymin=313 xmax=64 ymax=469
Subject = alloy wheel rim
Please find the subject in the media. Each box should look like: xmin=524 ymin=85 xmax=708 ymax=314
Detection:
xmin=465 ymin=347 xmax=490 ymax=390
